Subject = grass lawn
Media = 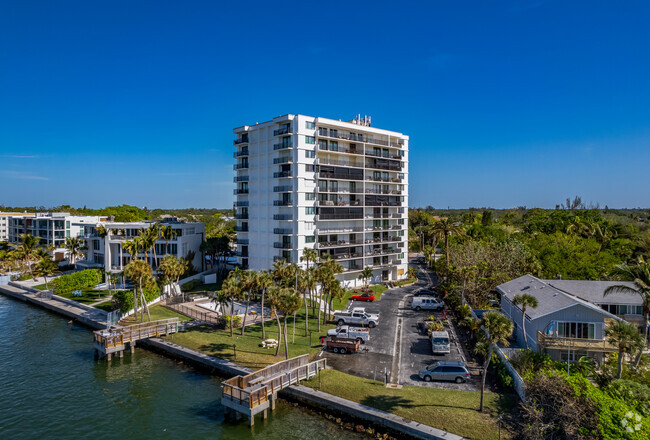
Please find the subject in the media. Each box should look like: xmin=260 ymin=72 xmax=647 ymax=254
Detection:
xmin=56 ymin=288 xmax=112 ymax=304
xmin=302 ymin=369 xmax=515 ymax=440
xmin=331 ymin=284 xmax=389 ymax=310
xmin=188 ymin=281 xmax=223 ymax=294
xmin=394 ymin=277 xmax=417 ymax=287
xmin=94 ymin=300 xmax=117 ymax=312
xmin=32 ymin=283 xmax=49 ymax=291
xmin=165 ymin=305 xmax=335 ymax=370
xmin=120 ymin=304 xmax=194 ymax=325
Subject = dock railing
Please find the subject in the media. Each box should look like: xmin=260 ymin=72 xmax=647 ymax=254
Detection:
xmin=93 ymin=318 xmax=180 ymax=351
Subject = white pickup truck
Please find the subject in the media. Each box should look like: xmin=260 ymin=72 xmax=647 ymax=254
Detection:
xmin=333 ymin=307 xmax=379 ymax=328
xmin=327 ymin=325 xmax=370 ymax=343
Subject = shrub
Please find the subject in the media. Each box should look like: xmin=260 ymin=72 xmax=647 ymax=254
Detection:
xmin=181 ymin=279 xmax=202 ymax=292
xmin=491 ymin=353 xmax=514 ymax=391
xmin=52 ymin=269 xmax=103 ymax=295
xmin=605 ymin=380 xmax=650 ymax=417
xmin=113 ymin=286 xmax=161 ymax=313
xmin=223 ymin=315 xmax=242 ymax=328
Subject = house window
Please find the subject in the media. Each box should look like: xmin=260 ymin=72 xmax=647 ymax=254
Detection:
xmin=556 ymin=322 xmax=595 ymax=339
xmin=305 ymin=165 xmax=315 ymax=172
xmin=305 ymin=193 xmax=315 ymax=201
xmin=305 ymin=207 xmax=315 ymax=215
xmin=305 ymin=136 xmax=315 ymax=144
xmin=305 ymin=121 xmax=315 ymax=129
xmin=318 ymin=139 xmax=327 ymax=150
xmin=329 ymin=141 xmax=338 ymax=152
xmin=305 ymin=236 xmax=315 ymax=243
xmin=305 ymin=150 xmax=315 ymax=158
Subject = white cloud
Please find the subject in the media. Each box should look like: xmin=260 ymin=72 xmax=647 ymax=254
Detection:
xmin=0 ymin=170 xmax=49 ymax=181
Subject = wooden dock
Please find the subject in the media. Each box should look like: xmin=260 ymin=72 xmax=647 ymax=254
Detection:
xmin=221 ymin=354 xmax=326 ymax=426
xmin=93 ymin=318 xmax=181 ymax=360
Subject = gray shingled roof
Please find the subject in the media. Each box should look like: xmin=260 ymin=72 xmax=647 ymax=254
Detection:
xmin=544 ymin=280 xmax=641 ymax=306
xmin=496 ymin=275 xmax=623 ymax=321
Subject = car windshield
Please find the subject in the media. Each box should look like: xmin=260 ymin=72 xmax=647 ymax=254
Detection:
xmin=432 ymin=338 xmax=449 ymax=344
xmin=426 ymin=363 xmax=439 ymax=370
xmin=364 ymin=313 xmax=371 ymax=318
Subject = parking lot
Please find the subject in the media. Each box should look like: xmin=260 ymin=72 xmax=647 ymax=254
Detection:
xmin=321 ymin=257 xmax=480 ymax=391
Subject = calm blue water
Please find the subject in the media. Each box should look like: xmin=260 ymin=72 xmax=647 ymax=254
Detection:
xmin=0 ymin=295 xmax=360 ymax=439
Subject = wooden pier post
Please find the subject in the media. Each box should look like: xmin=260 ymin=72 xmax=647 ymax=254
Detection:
xmin=262 ymin=409 xmax=268 ymax=421
xmin=130 ymin=341 xmax=136 ymax=354
xmin=270 ymin=393 xmax=276 ymax=411
xmin=249 ymin=414 xmax=254 ymax=427
xmin=107 ymin=353 xmax=112 ymax=361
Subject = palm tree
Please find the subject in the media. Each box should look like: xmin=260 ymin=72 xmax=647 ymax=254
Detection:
xmin=606 ymin=320 xmax=644 ymax=379
xmin=277 ymin=288 xmax=302 ymax=360
xmin=222 ymin=269 xmax=243 ymax=337
xmin=157 ymin=255 xmax=187 ymax=297
xmin=256 ymin=270 xmax=273 ymax=340
xmin=267 ymin=285 xmax=284 ymax=356
xmin=358 ymin=266 xmax=373 ymax=288
xmin=34 ymin=257 xmax=58 ymax=289
xmin=160 ymin=225 xmax=177 ymax=255
xmin=240 ymin=270 xmax=257 ymax=336
xmin=65 ymin=237 xmax=85 ymax=269
xmin=301 ymin=247 xmax=318 ymax=310
xmin=430 ymin=218 xmax=463 ymax=268
xmin=512 ymin=293 xmax=538 ymax=349
xmin=122 ymin=239 xmax=140 ymax=263
xmin=124 ymin=259 xmax=154 ymax=322
xmin=146 ymin=223 xmax=160 ymax=268
xmin=478 ymin=311 xmax=513 ymax=411
xmin=95 ymin=224 xmax=110 ymax=281
xmin=605 ymin=263 xmax=650 ymax=367
xmin=12 ymin=234 xmax=43 ymax=279
xmin=211 ymin=289 xmax=230 ymax=317
xmin=303 ymin=268 xmax=317 ymax=335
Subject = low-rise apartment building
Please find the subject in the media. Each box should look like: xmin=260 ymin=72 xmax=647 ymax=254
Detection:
xmin=0 ymin=212 xmax=34 ymax=242
xmin=79 ymin=218 xmax=205 ymax=273
xmin=8 ymin=212 xmax=107 ymax=249
xmin=498 ymin=275 xmax=645 ymax=364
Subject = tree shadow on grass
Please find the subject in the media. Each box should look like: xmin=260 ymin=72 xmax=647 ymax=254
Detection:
xmin=361 ymin=395 xmax=416 ymax=412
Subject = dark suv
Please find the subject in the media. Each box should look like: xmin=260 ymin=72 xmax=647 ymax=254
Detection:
xmin=413 ymin=288 xmax=439 ymax=298
xmin=419 ymin=361 xmax=470 ymax=383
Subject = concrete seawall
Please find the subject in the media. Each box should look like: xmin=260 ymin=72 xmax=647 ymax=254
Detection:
xmin=1 ymin=285 xmax=464 ymax=440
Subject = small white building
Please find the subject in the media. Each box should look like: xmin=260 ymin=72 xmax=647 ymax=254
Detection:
xmin=0 ymin=212 xmax=34 ymax=242
xmin=233 ymin=114 xmax=409 ymax=288
xmin=79 ymin=218 xmax=205 ymax=273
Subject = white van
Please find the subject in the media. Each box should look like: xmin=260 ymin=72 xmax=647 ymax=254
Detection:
xmin=430 ymin=331 xmax=451 ymax=354
xmin=411 ymin=296 xmax=444 ymax=311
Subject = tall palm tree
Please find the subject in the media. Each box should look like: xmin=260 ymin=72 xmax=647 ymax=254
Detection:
xmin=606 ymin=320 xmax=644 ymax=379
xmin=12 ymin=234 xmax=41 ymax=279
xmin=266 ymin=285 xmax=284 ymax=356
xmin=303 ymin=268 xmax=317 ymax=335
xmin=605 ymin=262 xmax=650 ymax=367
xmin=146 ymin=223 xmax=160 ymax=268
xmin=240 ymin=270 xmax=257 ymax=336
xmin=122 ymin=239 xmax=140 ymax=263
xmin=430 ymin=218 xmax=463 ymax=268
xmin=65 ymin=237 xmax=85 ymax=270
xmin=157 ymin=254 xmax=187 ymax=297
xmin=222 ymin=269 xmax=243 ymax=337
xmin=512 ymin=293 xmax=538 ymax=349
xmin=358 ymin=266 xmax=373 ymax=288
xmin=211 ymin=289 xmax=230 ymax=317
xmin=95 ymin=224 xmax=110 ymax=281
xmin=478 ymin=311 xmax=513 ymax=411
xmin=34 ymin=257 xmax=58 ymax=289
xmin=277 ymin=288 xmax=302 ymax=360
xmin=159 ymin=225 xmax=177 ymax=255
xmin=124 ymin=259 xmax=154 ymax=322
xmin=301 ymin=248 xmax=318 ymax=310
xmin=256 ymin=270 xmax=273 ymax=340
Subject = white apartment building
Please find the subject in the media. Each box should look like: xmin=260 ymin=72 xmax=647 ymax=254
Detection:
xmin=79 ymin=218 xmax=205 ymax=273
xmin=0 ymin=212 xmax=34 ymax=242
xmin=8 ymin=212 xmax=107 ymax=249
xmin=233 ymin=114 xmax=409 ymax=287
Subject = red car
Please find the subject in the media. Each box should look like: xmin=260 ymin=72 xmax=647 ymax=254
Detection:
xmin=351 ymin=292 xmax=375 ymax=302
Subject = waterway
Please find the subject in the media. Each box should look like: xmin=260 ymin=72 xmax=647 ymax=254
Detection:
xmin=0 ymin=295 xmax=361 ymax=439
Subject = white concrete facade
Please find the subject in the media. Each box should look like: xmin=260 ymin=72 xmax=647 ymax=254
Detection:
xmin=233 ymin=114 xmax=409 ymax=288
xmin=79 ymin=219 xmax=205 ymax=273
xmin=7 ymin=212 xmax=106 ymax=249
xmin=0 ymin=212 xmax=34 ymax=242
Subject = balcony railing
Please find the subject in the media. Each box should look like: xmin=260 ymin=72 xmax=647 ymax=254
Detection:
xmin=235 ymin=227 xmax=248 ymax=232
xmin=234 ymin=138 xmax=248 ymax=145
xmin=233 ymin=163 xmax=249 ymax=170
xmin=315 ymin=157 xmax=364 ymax=167
xmin=317 ymin=200 xmax=361 ymax=207
xmin=273 ymin=156 xmax=292 ymax=164
xmin=235 ymin=214 xmax=248 ymax=220
xmin=236 ymin=239 xmax=249 ymax=245
xmin=234 ymin=189 xmax=249 ymax=195
xmin=316 ymin=226 xmax=364 ymax=234
xmin=537 ymin=331 xmax=617 ymax=352
xmin=274 ymin=126 xmax=291 ymax=136
xmin=317 ymin=172 xmax=364 ymax=181
xmin=273 ymin=185 xmax=292 ymax=192
xmin=235 ymin=201 xmax=249 ymax=207
xmin=274 ymin=200 xmax=292 ymax=206
xmin=233 ymin=175 xmax=249 ymax=182
xmin=318 ymin=213 xmax=364 ymax=220
xmin=273 ymin=214 xmax=293 ymax=221
xmin=317 ymin=240 xmax=362 ymax=249
xmin=273 ymin=171 xmax=292 ymax=178
xmin=274 ymin=142 xmax=292 ymax=150
xmin=273 ymin=242 xmax=292 ymax=249
xmin=273 ymin=228 xmax=292 ymax=234
xmin=233 ymin=149 xmax=249 ymax=157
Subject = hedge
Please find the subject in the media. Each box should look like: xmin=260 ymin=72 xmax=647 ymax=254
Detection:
xmin=52 ymin=269 xmax=103 ymax=295
xmin=181 ymin=279 xmax=202 ymax=292
xmin=113 ymin=286 xmax=161 ymax=314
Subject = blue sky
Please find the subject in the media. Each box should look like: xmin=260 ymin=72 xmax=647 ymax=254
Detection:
xmin=1 ymin=0 xmax=649 ymax=209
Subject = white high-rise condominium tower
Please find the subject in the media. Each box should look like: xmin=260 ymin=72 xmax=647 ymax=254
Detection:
xmin=233 ymin=114 xmax=409 ymax=287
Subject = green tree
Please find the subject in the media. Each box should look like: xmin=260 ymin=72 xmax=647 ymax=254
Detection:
xmin=122 ymin=238 xmax=140 ymax=262
xmin=124 ymin=259 xmax=154 ymax=322
xmin=12 ymin=234 xmax=42 ymax=279
xmin=240 ymin=270 xmax=257 ymax=336
xmin=157 ymin=255 xmax=187 ymax=297
xmin=277 ymin=288 xmax=302 ymax=360
xmin=358 ymin=266 xmax=373 ymax=288
xmin=64 ymin=237 xmax=86 ymax=269
xmin=512 ymin=293 xmax=538 ymax=349
xmin=478 ymin=311 xmax=513 ymax=411
xmin=431 ymin=218 xmax=463 ymax=268
xmin=266 ymin=285 xmax=284 ymax=356
xmin=222 ymin=269 xmax=243 ymax=337
xmin=159 ymin=225 xmax=177 ymax=255
xmin=34 ymin=257 xmax=58 ymax=289
xmin=605 ymin=262 xmax=650 ymax=367
xmin=256 ymin=270 xmax=273 ymax=340
xmin=605 ymin=320 xmax=645 ymax=379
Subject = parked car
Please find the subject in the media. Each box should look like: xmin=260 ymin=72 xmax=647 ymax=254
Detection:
xmin=333 ymin=307 xmax=380 ymax=328
xmin=327 ymin=325 xmax=370 ymax=343
xmin=411 ymin=296 xmax=444 ymax=311
xmin=413 ymin=288 xmax=439 ymax=297
xmin=351 ymin=292 xmax=375 ymax=302
xmin=430 ymin=330 xmax=451 ymax=354
xmin=419 ymin=361 xmax=470 ymax=383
